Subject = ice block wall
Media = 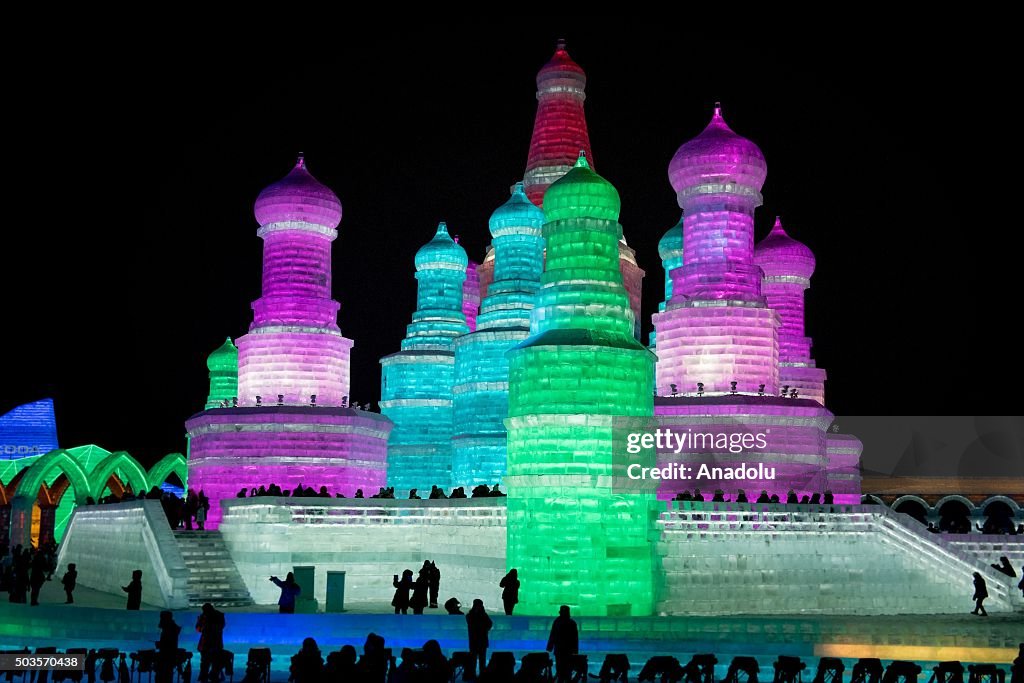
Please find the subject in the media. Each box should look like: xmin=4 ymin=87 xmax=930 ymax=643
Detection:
xmin=219 ymin=497 xmax=506 ymax=608
xmin=56 ymin=500 xmax=189 ymax=609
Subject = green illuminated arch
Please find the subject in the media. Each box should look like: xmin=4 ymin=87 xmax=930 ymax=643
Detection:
xmin=13 ymin=449 xmax=91 ymax=504
xmin=90 ymin=451 xmax=150 ymax=500
xmin=147 ymin=452 xmax=187 ymax=491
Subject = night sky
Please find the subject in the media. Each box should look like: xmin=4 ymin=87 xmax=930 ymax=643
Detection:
xmin=3 ymin=28 xmax=994 ymax=467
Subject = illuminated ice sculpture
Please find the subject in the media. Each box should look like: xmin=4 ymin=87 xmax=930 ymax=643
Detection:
xmin=381 ymin=222 xmax=469 ymax=493
xmin=452 ymin=183 xmax=544 ymax=487
xmin=652 ymin=106 xmax=859 ymax=503
xmin=204 ymin=338 xmax=238 ymax=409
xmin=186 ymin=156 xmax=391 ymax=526
xmin=654 ymin=104 xmax=779 ymax=396
xmin=755 ymin=216 xmax=827 ymax=405
xmin=506 ymin=154 xmax=659 ymax=617
xmin=523 ymin=40 xmax=645 ymax=341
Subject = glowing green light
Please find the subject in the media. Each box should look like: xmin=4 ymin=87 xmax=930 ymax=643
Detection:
xmin=506 ymin=154 xmax=658 ymax=617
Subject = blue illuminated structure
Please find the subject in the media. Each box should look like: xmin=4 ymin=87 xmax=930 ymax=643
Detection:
xmin=649 ymin=214 xmax=684 ymax=348
xmin=0 ymin=398 xmax=59 ymax=460
xmin=381 ymin=222 xmax=469 ymax=493
xmin=452 ymin=183 xmax=545 ymax=486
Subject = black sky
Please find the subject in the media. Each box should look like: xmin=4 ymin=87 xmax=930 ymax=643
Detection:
xmin=2 ymin=27 xmax=1000 ymax=467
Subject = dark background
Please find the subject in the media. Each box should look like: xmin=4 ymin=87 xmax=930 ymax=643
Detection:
xmin=1 ymin=28 xmax=1001 ymax=466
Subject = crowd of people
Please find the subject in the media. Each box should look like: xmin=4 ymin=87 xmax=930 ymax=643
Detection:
xmin=672 ymin=488 xmax=837 ymax=504
xmin=388 ymin=562 xmax=521 ymax=620
xmin=0 ymin=540 xmax=60 ymax=605
xmin=81 ymin=486 xmax=212 ymax=531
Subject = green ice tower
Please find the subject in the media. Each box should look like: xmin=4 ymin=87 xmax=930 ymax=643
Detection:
xmin=505 ymin=153 xmax=658 ymax=617
xmin=205 ymin=337 xmax=238 ymax=409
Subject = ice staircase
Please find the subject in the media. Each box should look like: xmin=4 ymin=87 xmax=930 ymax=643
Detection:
xmin=173 ymin=530 xmax=254 ymax=607
xmin=945 ymin=536 xmax=1024 ymax=569
xmin=657 ymin=502 xmax=1023 ymax=615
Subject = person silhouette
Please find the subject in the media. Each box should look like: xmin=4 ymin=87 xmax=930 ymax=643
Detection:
xmin=445 ymin=597 xmax=463 ymax=614
xmin=122 ymin=569 xmax=143 ymax=610
xmin=392 ymin=569 xmax=413 ymax=614
xmin=29 ymin=551 xmax=48 ymax=606
xmin=991 ymin=556 xmax=1017 ymax=577
xmin=196 ymin=603 xmax=226 ymax=683
xmin=546 ymin=605 xmax=579 ymax=683
xmin=410 ymin=567 xmax=430 ymax=615
xmin=270 ymin=572 xmax=302 ymax=614
xmin=426 ymin=561 xmax=440 ymax=608
xmin=326 ymin=645 xmax=358 ymax=680
xmin=155 ymin=611 xmax=181 ymax=683
xmin=62 ymin=563 xmax=77 ymax=604
xmin=289 ymin=637 xmax=323 ymax=683
xmin=356 ymin=633 xmax=388 ymax=683
xmin=971 ymin=572 xmax=989 ymax=616
xmin=466 ymin=599 xmax=493 ymax=679
xmin=500 ymin=568 xmax=520 ymax=616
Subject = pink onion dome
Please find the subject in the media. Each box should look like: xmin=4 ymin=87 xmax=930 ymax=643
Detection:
xmin=254 ymin=154 xmax=342 ymax=228
xmin=754 ymin=216 xmax=815 ymax=279
xmin=668 ymin=103 xmax=767 ymax=196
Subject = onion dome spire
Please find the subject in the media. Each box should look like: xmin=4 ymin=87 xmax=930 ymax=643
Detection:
xmin=254 ymin=154 xmax=342 ymax=228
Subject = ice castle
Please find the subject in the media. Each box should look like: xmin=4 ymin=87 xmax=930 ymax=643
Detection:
xmin=29 ymin=41 xmax=1021 ymax=624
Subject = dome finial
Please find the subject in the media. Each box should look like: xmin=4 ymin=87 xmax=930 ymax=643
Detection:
xmin=437 ymin=221 xmax=449 ymax=236
xmin=296 ymin=152 xmax=305 ymax=168
xmin=574 ymin=150 xmax=590 ymax=169
xmin=772 ymin=216 xmax=786 ymax=233
xmin=713 ymin=102 xmax=723 ymax=118
xmin=556 ymin=38 xmax=567 ymax=51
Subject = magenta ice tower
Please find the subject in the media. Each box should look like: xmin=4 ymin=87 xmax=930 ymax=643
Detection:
xmin=186 ymin=156 xmax=392 ymax=526
xmin=654 ymin=105 xmax=779 ymax=396
xmin=755 ymin=216 xmax=827 ymax=405
xmin=653 ymin=106 xmax=860 ymax=503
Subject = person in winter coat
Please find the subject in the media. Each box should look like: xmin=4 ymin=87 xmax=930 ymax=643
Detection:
xmin=499 ymin=568 xmax=520 ymax=616
xmin=466 ymin=599 xmax=493 ymax=679
xmin=392 ymin=569 xmax=413 ymax=614
xmin=270 ymin=572 xmax=302 ymax=614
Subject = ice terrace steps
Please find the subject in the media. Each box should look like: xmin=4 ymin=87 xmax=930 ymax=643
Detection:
xmin=657 ymin=502 xmax=1023 ymax=616
xmin=173 ymin=530 xmax=254 ymax=607
xmin=945 ymin=536 xmax=1024 ymax=568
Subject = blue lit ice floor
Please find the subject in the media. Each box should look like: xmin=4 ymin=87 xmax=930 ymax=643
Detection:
xmin=1 ymin=581 xmax=1019 ymax=681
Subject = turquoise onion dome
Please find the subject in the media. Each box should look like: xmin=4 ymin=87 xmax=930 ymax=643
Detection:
xmin=658 ymin=214 xmax=684 ymax=262
xmin=415 ymin=222 xmax=469 ymax=271
xmin=489 ymin=182 xmax=545 ymax=238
